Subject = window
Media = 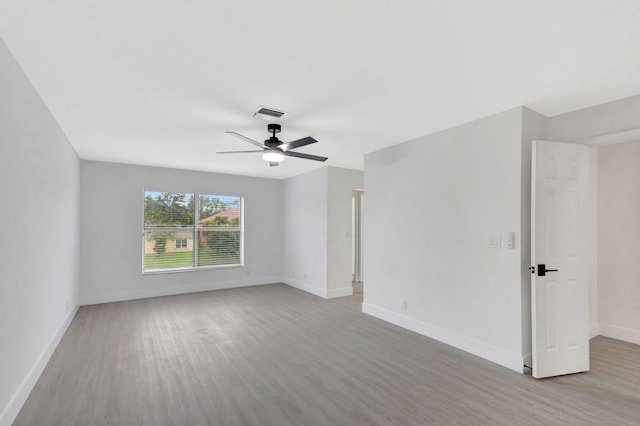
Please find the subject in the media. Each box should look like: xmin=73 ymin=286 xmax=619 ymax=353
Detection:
xmin=143 ymin=191 xmax=243 ymax=272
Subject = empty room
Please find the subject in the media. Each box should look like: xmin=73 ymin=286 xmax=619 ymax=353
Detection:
xmin=2 ymin=1 xmax=640 ymax=425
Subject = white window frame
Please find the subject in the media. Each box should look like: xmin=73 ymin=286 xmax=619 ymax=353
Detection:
xmin=175 ymin=239 xmax=188 ymax=249
xmin=142 ymin=191 xmax=244 ymax=274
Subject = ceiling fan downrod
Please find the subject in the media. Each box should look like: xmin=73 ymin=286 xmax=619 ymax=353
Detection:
xmin=265 ymin=123 xmax=281 ymax=147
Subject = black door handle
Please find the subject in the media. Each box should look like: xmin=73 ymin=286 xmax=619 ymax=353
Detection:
xmin=537 ymin=263 xmax=558 ymax=277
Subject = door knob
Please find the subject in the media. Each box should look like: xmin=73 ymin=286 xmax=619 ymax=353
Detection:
xmin=537 ymin=264 xmax=558 ymax=277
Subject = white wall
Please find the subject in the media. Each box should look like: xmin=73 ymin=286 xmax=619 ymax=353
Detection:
xmin=520 ymin=107 xmax=549 ymax=363
xmin=327 ymin=167 xmax=364 ymax=297
xmin=363 ymin=107 xmax=526 ymax=372
xmin=282 ymin=166 xmax=363 ymax=298
xmin=282 ymin=167 xmax=329 ymax=297
xmin=548 ymin=94 xmax=640 ymax=143
xmin=356 ymin=94 xmax=640 ymax=370
xmin=80 ymin=161 xmax=283 ymax=304
xmin=0 ymin=39 xmax=80 ymax=426
xmin=597 ymin=140 xmax=640 ymax=344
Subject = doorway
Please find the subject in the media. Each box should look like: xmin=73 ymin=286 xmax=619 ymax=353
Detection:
xmin=352 ymin=189 xmax=364 ymax=293
xmin=592 ymin=139 xmax=640 ymax=345
xmin=530 ymin=136 xmax=640 ymax=377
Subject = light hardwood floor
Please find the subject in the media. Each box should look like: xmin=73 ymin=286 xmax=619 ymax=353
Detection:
xmin=15 ymin=283 xmax=640 ymax=425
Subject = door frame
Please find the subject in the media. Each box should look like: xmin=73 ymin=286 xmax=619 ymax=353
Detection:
xmin=526 ymin=127 xmax=640 ymax=371
xmin=352 ymin=189 xmax=364 ymax=284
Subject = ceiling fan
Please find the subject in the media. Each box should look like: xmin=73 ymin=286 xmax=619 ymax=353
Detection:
xmin=218 ymin=123 xmax=328 ymax=167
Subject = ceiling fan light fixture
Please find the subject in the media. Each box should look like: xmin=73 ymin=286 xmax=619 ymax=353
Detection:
xmin=262 ymin=149 xmax=284 ymax=162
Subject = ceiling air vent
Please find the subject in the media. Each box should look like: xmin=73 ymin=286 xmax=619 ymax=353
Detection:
xmin=253 ymin=106 xmax=286 ymax=120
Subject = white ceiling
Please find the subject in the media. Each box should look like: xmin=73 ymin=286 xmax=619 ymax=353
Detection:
xmin=2 ymin=0 xmax=640 ymax=179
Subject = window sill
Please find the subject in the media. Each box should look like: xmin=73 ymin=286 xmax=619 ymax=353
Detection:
xmin=142 ymin=263 xmax=243 ymax=275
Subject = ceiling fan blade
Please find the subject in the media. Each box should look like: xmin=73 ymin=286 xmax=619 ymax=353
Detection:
xmin=283 ymin=150 xmax=328 ymax=162
xmin=280 ymin=136 xmax=317 ymax=151
xmin=269 ymin=162 xmax=280 ymax=167
xmin=216 ymin=150 xmax=264 ymax=154
xmin=225 ymin=131 xmax=266 ymax=148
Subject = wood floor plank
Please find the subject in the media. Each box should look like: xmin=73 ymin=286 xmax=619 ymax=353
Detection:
xmin=14 ymin=284 xmax=640 ymax=425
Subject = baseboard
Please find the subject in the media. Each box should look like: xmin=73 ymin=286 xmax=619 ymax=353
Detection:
xmin=589 ymin=323 xmax=600 ymax=339
xmin=80 ymin=277 xmax=282 ymax=305
xmin=83 ymin=277 xmax=352 ymax=306
xmin=598 ymin=323 xmax=640 ymax=345
xmin=0 ymin=305 xmax=79 ymax=426
xmin=362 ymin=302 xmax=525 ymax=373
xmin=327 ymin=286 xmax=353 ymax=299
xmin=282 ymin=278 xmax=327 ymax=299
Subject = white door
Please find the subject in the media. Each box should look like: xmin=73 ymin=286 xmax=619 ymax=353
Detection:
xmin=531 ymin=140 xmax=590 ymax=379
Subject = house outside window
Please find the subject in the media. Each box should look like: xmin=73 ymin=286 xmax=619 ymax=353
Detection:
xmin=143 ymin=191 xmax=243 ymax=272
